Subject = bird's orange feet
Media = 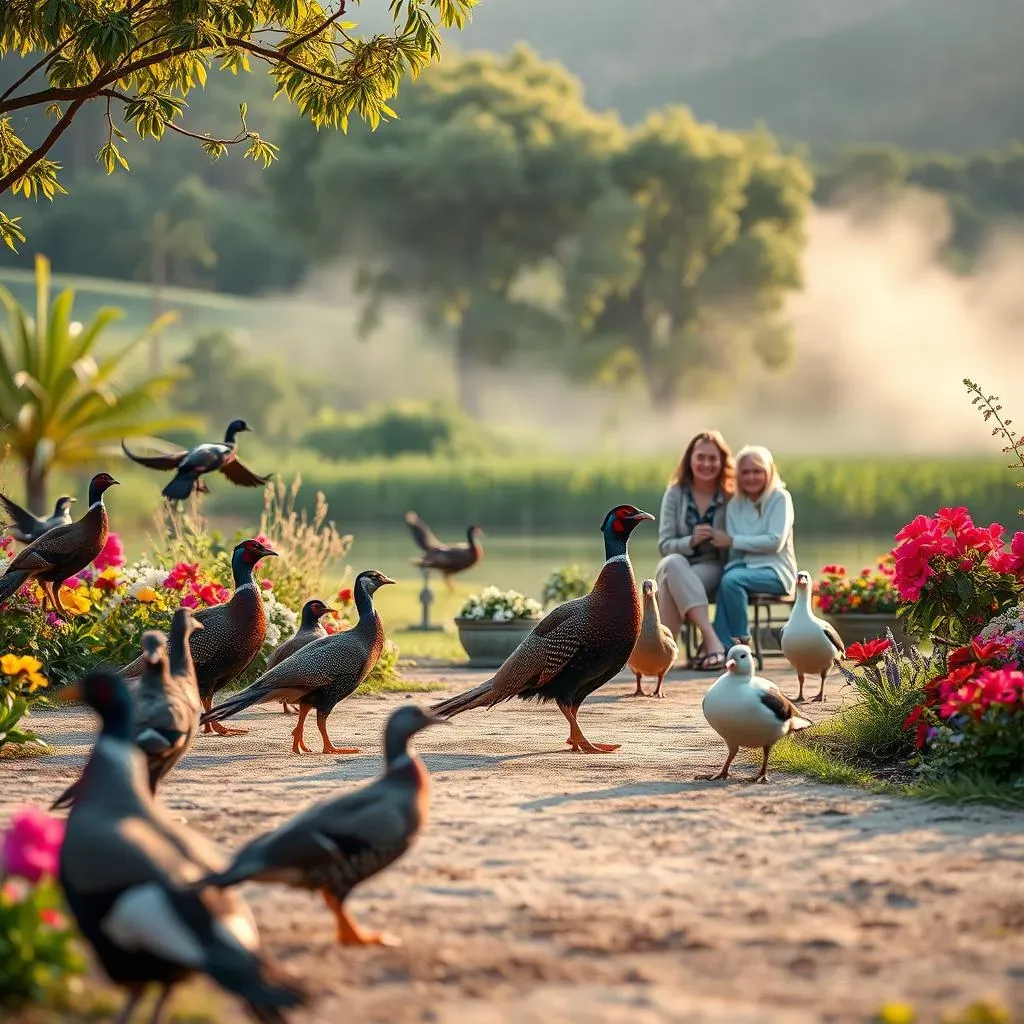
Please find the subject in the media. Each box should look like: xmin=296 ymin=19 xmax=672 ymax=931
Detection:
xmin=209 ymin=721 xmax=248 ymax=736
xmin=324 ymin=892 xmax=400 ymax=946
xmin=323 ymin=744 xmax=360 ymax=755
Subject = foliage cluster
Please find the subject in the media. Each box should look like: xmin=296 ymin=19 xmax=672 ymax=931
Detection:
xmin=813 ymin=557 xmax=900 ymax=614
xmin=541 ymin=565 xmax=592 ymax=609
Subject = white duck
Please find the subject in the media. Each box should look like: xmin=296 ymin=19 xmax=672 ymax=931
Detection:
xmin=780 ymin=569 xmax=845 ymax=702
xmin=698 ymin=644 xmax=812 ymax=784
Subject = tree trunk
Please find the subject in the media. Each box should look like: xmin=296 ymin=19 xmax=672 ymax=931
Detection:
xmin=454 ymin=317 xmax=483 ymax=418
xmin=25 ymin=461 xmax=47 ymax=512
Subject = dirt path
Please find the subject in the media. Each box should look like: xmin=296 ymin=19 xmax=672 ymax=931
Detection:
xmin=4 ymin=664 xmax=1024 ymax=1023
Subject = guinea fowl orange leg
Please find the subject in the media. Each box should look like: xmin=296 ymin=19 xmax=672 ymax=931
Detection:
xmin=317 ymin=711 xmax=360 ymax=755
xmin=559 ymin=704 xmax=620 ymax=753
xmin=209 ymin=718 xmax=248 ymax=736
xmin=200 ymin=695 xmax=214 ymax=734
xmin=631 ymin=673 xmax=646 ymax=697
xmin=696 ymin=746 xmax=738 ymax=781
xmin=649 ymin=672 xmax=666 ymax=698
xmin=291 ymin=706 xmax=312 ymax=753
xmin=322 ymin=890 xmax=400 ymax=947
xmin=281 ymin=702 xmax=298 ymax=714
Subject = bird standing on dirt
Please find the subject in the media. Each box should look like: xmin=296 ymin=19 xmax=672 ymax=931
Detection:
xmin=197 ymin=704 xmax=447 ymax=946
xmin=698 ymin=643 xmax=812 ymax=784
xmin=780 ymin=570 xmax=845 ymax=702
xmin=430 ymin=504 xmax=655 ymax=753
xmin=121 ymin=418 xmax=268 ymax=502
xmin=405 ymin=510 xmax=483 ymax=589
xmin=0 ymin=491 xmax=75 ymax=544
xmin=0 ymin=472 xmax=117 ymax=615
xmin=119 ymin=539 xmax=278 ymax=736
xmin=627 ymin=578 xmax=679 ymax=698
xmin=267 ymin=598 xmax=336 ymax=715
xmin=57 ymin=669 xmax=309 ymax=1024
xmin=201 ymin=570 xmax=395 ymax=754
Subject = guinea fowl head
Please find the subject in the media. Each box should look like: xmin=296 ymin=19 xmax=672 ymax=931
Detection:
xmin=140 ymin=630 xmax=168 ymax=666
xmin=356 ymin=569 xmax=397 ymax=595
xmin=53 ymin=496 xmax=76 ymax=515
xmin=383 ymin=704 xmax=450 ymax=764
xmin=87 ymin=473 xmax=119 ymax=504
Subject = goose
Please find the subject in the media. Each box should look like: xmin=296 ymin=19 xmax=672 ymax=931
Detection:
xmin=780 ymin=569 xmax=845 ymax=701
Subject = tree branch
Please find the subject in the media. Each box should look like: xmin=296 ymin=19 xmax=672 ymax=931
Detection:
xmin=280 ymin=1 xmax=347 ymax=55
xmin=0 ymin=97 xmax=88 ymax=195
xmin=0 ymin=36 xmax=77 ymax=105
xmin=225 ymin=37 xmax=351 ymax=87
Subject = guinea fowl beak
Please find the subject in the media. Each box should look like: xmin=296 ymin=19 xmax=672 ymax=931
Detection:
xmin=380 ymin=575 xmax=397 ymax=586
xmin=630 ymin=510 xmax=655 ymax=523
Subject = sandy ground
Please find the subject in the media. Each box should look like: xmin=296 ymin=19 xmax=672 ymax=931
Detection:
xmin=4 ymin=662 xmax=1024 ymax=1024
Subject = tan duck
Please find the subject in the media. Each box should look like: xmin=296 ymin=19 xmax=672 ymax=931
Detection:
xmin=627 ymin=578 xmax=679 ymax=697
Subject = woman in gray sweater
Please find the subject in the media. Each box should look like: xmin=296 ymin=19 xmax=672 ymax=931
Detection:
xmin=655 ymin=430 xmax=734 ymax=672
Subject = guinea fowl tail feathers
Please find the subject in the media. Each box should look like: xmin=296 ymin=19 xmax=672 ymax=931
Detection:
xmin=162 ymin=470 xmax=198 ymax=501
xmin=0 ymin=569 xmax=29 ymax=606
xmin=201 ymin=687 xmax=264 ymax=725
xmin=429 ymin=678 xmax=497 ymax=718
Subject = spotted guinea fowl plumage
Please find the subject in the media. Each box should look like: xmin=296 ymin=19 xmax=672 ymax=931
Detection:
xmin=0 ymin=473 xmax=117 ymax=615
xmin=57 ymin=670 xmax=308 ymax=1023
xmin=430 ymin=505 xmax=654 ymax=753
xmin=268 ymin=598 xmax=336 ymax=714
xmin=201 ymin=570 xmax=395 ymax=754
xmin=119 ymin=539 xmax=277 ymax=736
xmin=197 ymin=705 xmax=445 ymax=945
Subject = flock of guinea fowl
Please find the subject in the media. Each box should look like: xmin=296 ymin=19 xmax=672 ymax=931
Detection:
xmin=0 ymin=420 xmax=848 ymax=1023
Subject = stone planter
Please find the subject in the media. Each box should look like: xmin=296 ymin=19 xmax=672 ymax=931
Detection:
xmin=454 ymin=617 xmax=541 ymax=668
xmin=822 ymin=612 xmax=910 ymax=651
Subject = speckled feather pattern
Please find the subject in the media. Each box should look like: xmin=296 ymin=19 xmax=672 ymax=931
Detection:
xmin=1 ymin=503 xmax=108 ymax=584
xmin=265 ymin=622 xmax=326 ymax=671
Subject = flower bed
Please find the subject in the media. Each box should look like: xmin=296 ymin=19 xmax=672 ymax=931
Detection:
xmin=814 ymin=558 xmax=900 ymax=614
xmin=457 ymin=586 xmax=543 ymax=622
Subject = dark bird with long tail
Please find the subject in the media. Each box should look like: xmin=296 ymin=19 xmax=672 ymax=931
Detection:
xmin=196 ymin=705 xmax=446 ymax=946
xmin=122 ymin=418 xmax=268 ymax=502
xmin=0 ymin=492 xmax=75 ymax=544
xmin=57 ymin=669 xmax=309 ymax=1024
xmin=266 ymin=598 xmax=336 ymax=714
xmin=430 ymin=504 xmax=654 ymax=753
xmin=201 ymin=570 xmax=394 ymax=754
xmin=405 ymin=511 xmax=483 ymax=589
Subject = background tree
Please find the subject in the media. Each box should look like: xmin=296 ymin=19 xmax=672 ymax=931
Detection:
xmin=0 ymin=255 xmax=192 ymax=508
xmin=272 ymin=45 xmax=624 ymax=414
xmin=563 ymin=107 xmax=812 ymax=407
xmin=0 ymin=0 xmax=477 ymax=249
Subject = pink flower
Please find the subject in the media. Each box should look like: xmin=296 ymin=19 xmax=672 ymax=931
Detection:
xmin=61 ymin=575 xmax=82 ymax=589
xmin=39 ymin=907 xmax=65 ymax=928
xmin=254 ymin=534 xmax=272 ymax=547
xmin=181 ymin=592 xmax=200 ymax=609
xmin=94 ymin=532 xmax=125 ymax=571
xmin=0 ymin=807 xmax=64 ymax=883
xmin=935 ymin=507 xmax=973 ymax=534
xmin=260 ymin=579 xmax=274 ymax=591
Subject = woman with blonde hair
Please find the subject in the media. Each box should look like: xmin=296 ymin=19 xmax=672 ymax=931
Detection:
xmin=655 ymin=430 xmax=734 ymax=672
xmin=712 ymin=444 xmax=797 ymax=648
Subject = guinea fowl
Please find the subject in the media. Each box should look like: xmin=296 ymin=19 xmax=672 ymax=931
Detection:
xmin=405 ymin=511 xmax=483 ymax=589
xmin=197 ymin=705 xmax=447 ymax=946
xmin=698 ymin=643 xmax=812 ymax=784
xmin=267 ymin=598 xmax=336 ymax=715
xmin=57 ymin=669 xmax=308 ymax=1024
xmin=0 ymin=473 xmax=117 ymax=615
xmin=121 ymin=418 xmax=268 ymax=502
xmin=781 ymin=570 xmax=845 ymax=702
xmin=201 ymin=570 xmax=395 ymax=754
xmin=120 ymin=539 xmax=278 ymax=736
xmin=430 ymin=504 xmax=655 ymax=753
xmin=0 ymin=491 xmax=75 ymax=543
xmin=627 ymin=578 xmax=679 ymax=698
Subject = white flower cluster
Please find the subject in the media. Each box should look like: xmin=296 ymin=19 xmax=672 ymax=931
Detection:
xmin=458 ymin=585 xmax=543 ymax=622
xmin=261 ymin=589 xmax=299 ymax=650
xmin=981 ymin=603 xmax=1024 ymax=642
xmin=98 ymin=560 xmax=163 ymax=617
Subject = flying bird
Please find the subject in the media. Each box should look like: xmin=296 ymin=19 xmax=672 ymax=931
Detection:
xmin=121 ymin=418 xmax=268 ymax=502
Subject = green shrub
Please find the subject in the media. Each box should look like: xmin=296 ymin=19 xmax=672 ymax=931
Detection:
xmin=541 ymin=565 xmax=592 ymax=607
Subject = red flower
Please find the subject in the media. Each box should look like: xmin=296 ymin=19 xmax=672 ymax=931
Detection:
xmin=817 ymin=594 xmax=834 ymax=613
xmin=914 ymin=722 xmax=930 ymax=749
xmin=338 ymin=587 xmax=353 ymax=605
xmin=935 ymin=506 xmax=973 ymax=534
xmin=261 ymin=579 xmax=274 ymax=591
xmin=846 ymin=637 xmax=893 ymax=665
xmin=39 ymin=908 xmax=65 ymax=929
xmin=903 ymin=705 xmax=924 ymax=730
xmin=821 ymin=564 xmax=846 ymax=576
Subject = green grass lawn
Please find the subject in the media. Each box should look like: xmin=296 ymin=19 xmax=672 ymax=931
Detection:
xmin=378 ymin=578 xmax=472 ymax=665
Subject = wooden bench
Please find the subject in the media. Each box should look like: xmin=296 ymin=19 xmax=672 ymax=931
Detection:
xmin=682 ymin=592 xmax=795 ymax=671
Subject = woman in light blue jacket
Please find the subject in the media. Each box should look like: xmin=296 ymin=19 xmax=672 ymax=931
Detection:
xmin=709 ymin=445 xmax=797 ymax=647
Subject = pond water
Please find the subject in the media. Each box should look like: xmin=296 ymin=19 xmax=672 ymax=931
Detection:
xmin=341 ymin=527 xmax=897 ymax=597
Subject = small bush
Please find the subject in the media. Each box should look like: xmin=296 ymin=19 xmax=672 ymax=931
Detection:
xmin=541 ymin=565 xmax=592 ymax=608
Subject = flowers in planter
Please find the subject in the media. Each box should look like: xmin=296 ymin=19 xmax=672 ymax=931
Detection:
xmin=892 ymin=507 xmax=1024 ymax=643
xmin=458 ymin=586 xmax=543 ymax=622
xmin=0 ymin=654 xmax=51 ymax=751
xmin=903 ymin=636 xmax=1024 ymax=783
xmin=813 ymin=558 xmax=900 ymax=614
xmin=0 ymin=808 xmax=85 ymax=1009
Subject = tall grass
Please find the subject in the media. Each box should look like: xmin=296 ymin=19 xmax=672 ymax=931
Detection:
xmin=198 ymin=454 xmax=1024 ymax=535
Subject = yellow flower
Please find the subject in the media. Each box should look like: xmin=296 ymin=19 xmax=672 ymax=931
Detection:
xmin=57 ymin=587 xmax=91 ymax=616
xmin=1 ymin=653 xmax=43 ymax=676
xmin=877 ymin=1003 xmax=916 ymax=1024
xmin=136 ymin=587 xmax=158 ymax=604
xmin=24 ymin=671 xmax=48 ymax=692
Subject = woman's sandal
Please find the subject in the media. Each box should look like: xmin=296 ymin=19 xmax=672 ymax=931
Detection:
xmin=694 ymin=650 xmax=726 ymax=672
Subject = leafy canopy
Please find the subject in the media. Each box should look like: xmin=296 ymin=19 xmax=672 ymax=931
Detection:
xmin=0 ymin=0 xmax=477 ymax=250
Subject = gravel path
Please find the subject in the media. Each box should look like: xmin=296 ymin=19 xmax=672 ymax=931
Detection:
xmin=4 ymin=663 xmax=1024 ymax=1023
